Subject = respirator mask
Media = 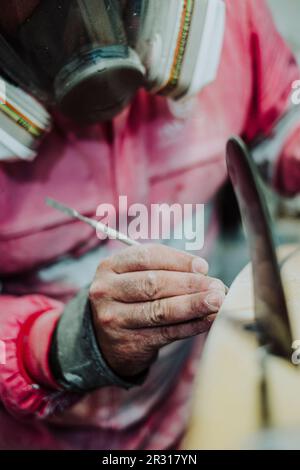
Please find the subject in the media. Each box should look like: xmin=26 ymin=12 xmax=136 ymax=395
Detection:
xmin=0 ymin=0 xmax=225 ymax=161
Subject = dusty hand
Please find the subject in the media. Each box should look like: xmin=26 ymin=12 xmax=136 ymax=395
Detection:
xmin=89 ymin=244 xmax=226 ymax=378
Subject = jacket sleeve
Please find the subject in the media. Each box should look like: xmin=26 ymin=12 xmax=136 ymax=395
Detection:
xmin=243 ymin=0 xmax=300 ymax=196
xmin=0 ymin=294 xmax=78 ymax=420
xmin=0 ymin=289 xmax=146 ymax=420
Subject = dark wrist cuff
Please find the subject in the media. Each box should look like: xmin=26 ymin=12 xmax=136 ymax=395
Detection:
xmin=50 ymin=287 xmax=147 ymax=392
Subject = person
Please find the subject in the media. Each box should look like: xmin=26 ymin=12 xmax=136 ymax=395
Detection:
xmin=0 ymin=0 xmax=299 ymax=450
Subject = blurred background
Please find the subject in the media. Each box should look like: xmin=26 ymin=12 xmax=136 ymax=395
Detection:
xmin=268 ymin=0 xmax=300 ymax=62
xmin=210 ymin=0 xmax=300 ymax=285
xmin=267 ymin=0 xmax=300 ymax=249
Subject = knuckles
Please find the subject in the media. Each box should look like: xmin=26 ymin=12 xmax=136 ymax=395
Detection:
xmin=129 ymin=246 xmax=151 ymax=271
xmin=117 ymin=271 xmax=160 ymax=301
xmin=148 ymin=299 xmax=168 ymax=325
xmin=89 ymin=280 xmax=107 ymax=301
xmin=189 ymin=294 xmax=202 ymax=316
xmin=97 ymin=258 xmax=112 ymax=273
xmin=89 ymin=282 xmax=118 ymax=330
xmin=95 ymin=306 xmax=116 ymax=329
xmin=141 ymin=271 xmax=159 ymax=299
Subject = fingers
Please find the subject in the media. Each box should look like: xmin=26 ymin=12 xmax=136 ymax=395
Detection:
xmin=98 ymin=244 xmax=209 ymax=275
xmin=115 ymin=290 xmax=226 ymax=329
xmin=146 ymin=315 xmax=217 ymax=347
xmin=125 ymin=315 xmax=217 ymax=351
xmin=94 ymin=271 xmax=225 ymax=303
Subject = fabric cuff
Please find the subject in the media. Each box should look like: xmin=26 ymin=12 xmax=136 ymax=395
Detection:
xmin=22 ymin=310 xmax=62 ymax=390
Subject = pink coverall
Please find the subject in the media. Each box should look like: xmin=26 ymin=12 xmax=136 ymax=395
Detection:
xmin=0 ymin=0 xmax=299 ymax=450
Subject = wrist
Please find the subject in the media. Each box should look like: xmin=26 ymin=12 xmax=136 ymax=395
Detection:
xmin=50 ymin=287 xmax=147 ymax=392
